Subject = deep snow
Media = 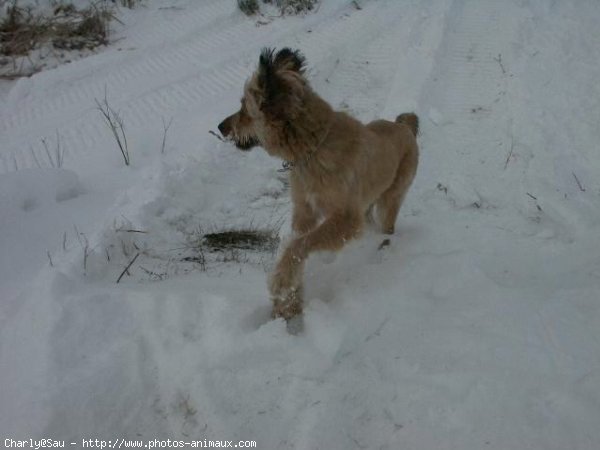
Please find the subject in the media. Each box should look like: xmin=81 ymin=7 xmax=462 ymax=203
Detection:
xmin=1 ymin=0 xmax=600 ymax=449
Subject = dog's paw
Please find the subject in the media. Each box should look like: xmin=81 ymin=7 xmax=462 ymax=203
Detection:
xmin=271 ymin=287 xmax=303 ymax=321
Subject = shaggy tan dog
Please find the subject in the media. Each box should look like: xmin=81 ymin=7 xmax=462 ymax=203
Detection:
xmin=218 ymin=48 xmax=419 ymax=320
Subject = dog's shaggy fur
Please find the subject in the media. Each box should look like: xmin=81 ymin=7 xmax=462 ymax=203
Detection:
xmin=218 ymin=48 xmax=419 ymax=320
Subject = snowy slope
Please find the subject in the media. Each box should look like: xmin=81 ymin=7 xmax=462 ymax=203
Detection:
xmin=1 ymin=0 xmax=600 ymax=448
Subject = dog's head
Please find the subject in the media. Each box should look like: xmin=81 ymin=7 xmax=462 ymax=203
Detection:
xmin=218 ymin=48 xmax=307 ymax=153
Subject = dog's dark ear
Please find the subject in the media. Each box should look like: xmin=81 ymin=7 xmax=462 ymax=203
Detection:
xmin=257 ymin=48 xmax=306 ymax=90
xmin=257 ymin=48 xmax=305 ymax=121
xmin=274 ymin=48 xmax=306 ymax=73
xmin=258 ymin=48 xmax=289 ymax=119
xmin=258 ymin=47 xmax=276 ymax=89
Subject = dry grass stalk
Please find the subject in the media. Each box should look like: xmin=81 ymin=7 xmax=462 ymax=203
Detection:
xmin=96 ymin=92 xmax=130 ymax=166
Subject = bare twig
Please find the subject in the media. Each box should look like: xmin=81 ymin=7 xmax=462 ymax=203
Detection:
xmin=116 ymin=227 xmax=148 ymax=234
xmin=116 ymin=252 xmax=140 ymax=283
xmin=494 ymin=53 xmax=506 ymax=75
xmin=96 ymin=90 xmax=130 ymax=165
xmin=82 ymin=238 xmax=90 ymax=272
xmin=47 ymin=250 xmax=54 ymax=267
xmin=526 ymin=192 xmax=542 ymax=211
xmin=55 ymin=131 xmax=63 ymax=167
xmin=161 ymin=116 xmax=173 ymax=154
xmin=209 ymin=130 xmax=224 ymax=142
xmin=120 ymin=239 xmax=129 ymax=257
xmin=504 ymin=135 xmax=514 ymax=170
xmin=73 ymin=225 xmax=91 ymax=272
xmin=40 ymin=132 xmax=64 ymax=168
xmin=139 ymin=265 xmax=167 ymax=281
xmin=80 ymin=235 xmax=90 ymax=271
xmin=30 ymin=145 xmax=43 ymax=169
xmin=572 ymin=172 xmax=586 ymax=192
xmin=365 ymin=317 xmax=390 ymax=342
xmin=73 ymin=224 xmax=83 ymax=246
xmin=41 ymin=138 xmax=54 ymax=167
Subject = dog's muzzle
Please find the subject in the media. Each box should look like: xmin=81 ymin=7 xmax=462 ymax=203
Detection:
xmin=233 ymin=136 xmax=260 ymax=151
xmin=218 ymin=117 xmax=232 ymax=137
xmin=217 ymin=116 xmax=259 ymax=151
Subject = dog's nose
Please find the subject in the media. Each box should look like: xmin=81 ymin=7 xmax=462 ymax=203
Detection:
xmin=218 ymin=119 xmax=230 ymax=137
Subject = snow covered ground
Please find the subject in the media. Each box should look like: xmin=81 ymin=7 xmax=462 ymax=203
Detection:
xmin=1 ymin=0 xmax=600 ymax=448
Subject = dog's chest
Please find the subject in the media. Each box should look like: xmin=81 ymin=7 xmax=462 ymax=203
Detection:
xmin=292 ymin=175 xmax=323 ymax=212
xmin=297 ymin=182 xmax=336 ymax=216
xmin=292 ymin=168 xmax=350 ymax=215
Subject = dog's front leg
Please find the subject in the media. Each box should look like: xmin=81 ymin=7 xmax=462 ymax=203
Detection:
xmin=269 ymin=242 xmax=305 ymax=320
xmin=269 ymin=209 xmax=364 ymax=320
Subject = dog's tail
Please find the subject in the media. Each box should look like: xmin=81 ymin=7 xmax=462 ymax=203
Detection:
xmin=396 ymin=112 xmax=419 ymax=136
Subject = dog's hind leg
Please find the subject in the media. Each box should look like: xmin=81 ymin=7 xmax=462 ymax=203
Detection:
xmin=376 ymin=149 xmax=418 ymax=234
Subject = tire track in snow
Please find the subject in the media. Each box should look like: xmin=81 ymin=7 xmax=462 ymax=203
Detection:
xmin=416 ymin=0 xmax=524 ymax=206
xmin=312 ymin=2 xmax=426 ymax=121
xmin=296 ymin=0 xmax=452 ymax=123
xmin=122 ymin=0 xmax=234 ymax=48
xmin=411 ymin=1 xmax=588 ymax=284
xmin=0 ymin=4 xmax=249 ymax=138
xmin=1 ymin=55 xmax=256 ymax=172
